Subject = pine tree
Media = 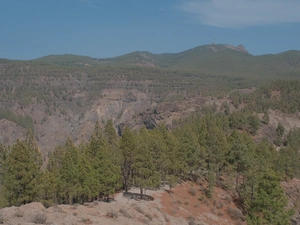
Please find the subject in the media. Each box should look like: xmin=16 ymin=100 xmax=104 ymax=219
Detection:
xmin=2 ymin=140 xmax=42 ymax=206
xmin=88 ymin=122 xmax=120 ymax=201
xmin=133 ymin=127 xmax=160 ymax=198
xmin=262 ymin=110 xmax=270 ymax=125
xmin=245 ymin=170 xmax=293 ymax=225
xmin=277 ymin=122 xmax=285 ymax=136
xmin=149 ymin=128 xmax=170 ymax=185
xmin=59 ymin=138 xmax=81 ymax=204
xmin=205 ymin=125 xmax=228 ymax=177
xmin=175 ymin=124 xmax=206 ymax=176
xmin=38 ymin=170 xmax=57 ymax=207
xmin=227 ymin=130 xmax=255 ymax=191
xmin=47 ymin=145 xmax=66 ymax=204
xmin=120 ymin=127 xmax=136 ymax=192
xmin=278 ymin=146 xmax=300 ymax=180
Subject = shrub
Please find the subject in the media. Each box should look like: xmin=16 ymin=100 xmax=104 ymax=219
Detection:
xmin=135 ymin=206 xmax=144 ymax=214
xmin=81 ymin=217 xmax=91 ymax=223
xmin=223 ymin=194 xmax=232 ymax=204
xmin=189 ymin=187 xmax=197 ymax=196
xmin=227 ymin=206 xmax=243 ymax=220
xmin=119 ymin=208 xmax=132 ymax=218
xmin=214 ymin=200 xmax=223 ymax=209
xmin=32 ymin=212 xmax=47 ymax=224
xmin=14 ymin=209 xmax=24 ymax=218
xmin=176 ymin=199 xmax=182 ymax=204
xmin=188 ymin=219 xmax=197 ymax=225
xmin=106 ymin=211 xmax=118 ymax=219
xmin=197 ymin=195 xmax=204 ymax=201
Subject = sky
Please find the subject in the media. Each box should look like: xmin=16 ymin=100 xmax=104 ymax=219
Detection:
xmin=1 ymin=0 xmax=300 ymax=60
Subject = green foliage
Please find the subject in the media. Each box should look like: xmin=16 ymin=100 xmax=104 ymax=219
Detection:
xmin=1 ymin=138 xmax=42 ymax=206
xmin=0 ymin=110 xmax=34 ymax=132
xmin=245 ymin=170 xmax=293 ymax=225
xmin=277 ymin=122 xmax=285 ymax=136
xmin=0 ymin=109 xmax=297 ymax=224
xmin=120 ymin=127 xmax=136 ymax=192
xmin=262 ymin=110 xmax=270 ymax=125
xmin=245 ymin=80 xmax=300 ymax=114
xmin=133 ymin=127 xmax=160 ymax=196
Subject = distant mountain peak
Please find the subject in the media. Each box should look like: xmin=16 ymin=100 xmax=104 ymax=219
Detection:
xmin=222 ymin=44 xmax=249 ymax=53
xmin=202 ymin=43 xmax=249 ymax=54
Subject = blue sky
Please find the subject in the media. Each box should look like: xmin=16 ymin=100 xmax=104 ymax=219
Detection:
xmin=1 ymin=0 xmax=300 ymax=60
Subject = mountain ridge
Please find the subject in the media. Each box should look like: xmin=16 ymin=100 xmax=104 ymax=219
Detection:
xmin=21 ymin=43 xmax=296 ymax=63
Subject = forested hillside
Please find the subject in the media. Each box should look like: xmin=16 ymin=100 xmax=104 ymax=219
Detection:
xmin=1 ymin=44 xmax=300 ymax=151
xmin=1 ymin=44 xmax=300 ymax=224
xmin=1 ymin=106 xmax=300 ymax=224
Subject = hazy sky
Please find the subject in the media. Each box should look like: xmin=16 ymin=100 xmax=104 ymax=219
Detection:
xmin=1 ymin=0 xmax=300 ymax=60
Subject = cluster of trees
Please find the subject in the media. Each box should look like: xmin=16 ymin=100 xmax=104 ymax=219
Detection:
xmin=230 ymin=80 xmax=300 ymax=114
xmin=1 ymin=109 xmax=299 ymax=224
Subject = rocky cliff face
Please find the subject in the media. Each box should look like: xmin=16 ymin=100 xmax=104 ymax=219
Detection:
xmin=2 ymin=86 xmax=300 ymax=155
xmin=0 ymin=88 xmax=155 ymax=153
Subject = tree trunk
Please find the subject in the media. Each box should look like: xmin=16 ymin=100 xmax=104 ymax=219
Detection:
xmin=140 ymin=188 xmax=143 ymax=199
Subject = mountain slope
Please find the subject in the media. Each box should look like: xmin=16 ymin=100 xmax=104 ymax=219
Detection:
xmin=1 ymin=43 xmax=300 ymax=152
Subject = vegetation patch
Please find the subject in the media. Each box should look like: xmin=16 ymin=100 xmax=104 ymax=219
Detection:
xmin=189 ymin=187 xmax=197 ymax=196
xmin=119 ymin=208 xmax=132 ymax=218
xmin=227 ymin=206 xmax=243 ymax=221
xmin=31 ymin=212 xmax=47 ymax=224
xmin=106 ymin=211 xmax=118 ymax=219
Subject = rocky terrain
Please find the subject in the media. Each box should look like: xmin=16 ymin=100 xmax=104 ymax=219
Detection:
xmin=0 ymin=182 xmax=247 ymax=225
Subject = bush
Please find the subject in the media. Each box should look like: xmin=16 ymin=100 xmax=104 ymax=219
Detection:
xmin=106 ymin=211 xmax=118 ymax=219
xmin=176 ymin=199 xmax=182 ymax=204
xmin=223 ymin=194 xmax=232 ymax=204
xmin=119 ymin=208 xmax=132 ymax=218
xmin=189 ymin=187 xmax=197 ymax=196
xmin=227 ymin=206 xmax=243 ymax=220
xmin=32 ymin=212 xmax=47 ymax=224
xmin=14 ymin=209 xmax=24 ymax=218
xmin=135 ymin=206 xmax=144 ymax=214
xmin=188 ymin=219 xmax=197 ymax=225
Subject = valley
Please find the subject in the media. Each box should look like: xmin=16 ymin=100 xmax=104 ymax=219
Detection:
xmin=1 ymin=44 xmax=300 ymax=225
